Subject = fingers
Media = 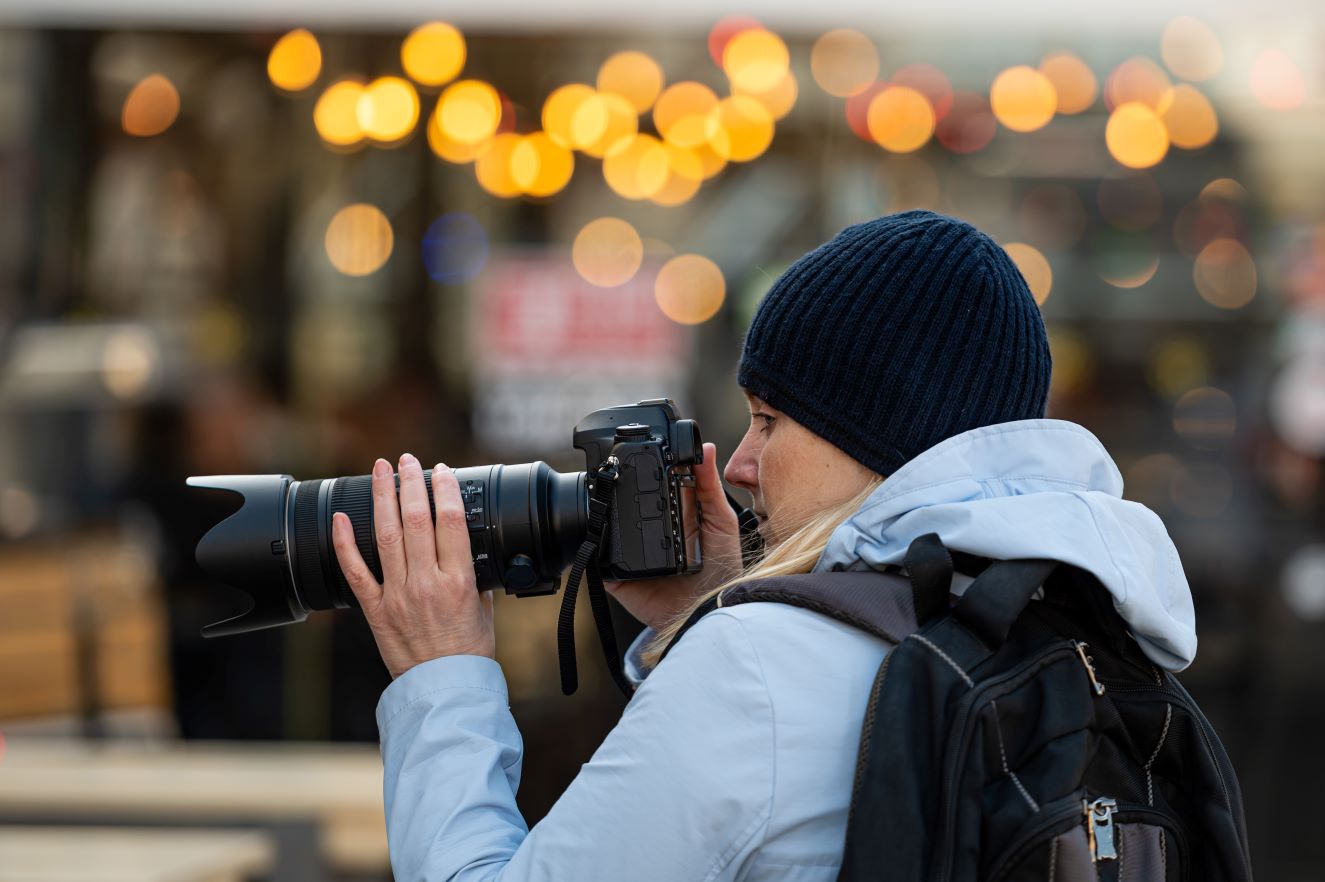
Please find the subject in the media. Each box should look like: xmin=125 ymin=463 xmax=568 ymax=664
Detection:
xmin=332 ymin=512 xmax=382 ymax=608
xmin=396 ymin=453 xmax=438 ymax=578
xmin=695 ymin=442 xmax=739 ymax=526
xmin=371 ymin=457 xmax=406 ymax=585
xmin=431 ymin=464 xmax=472 ymax=572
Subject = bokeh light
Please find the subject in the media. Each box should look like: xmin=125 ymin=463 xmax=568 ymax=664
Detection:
xmin=1003 ymin=243 xmax=1052 ymax=305
xmin=1019 ymin=184 xmax=1086 ymax=249
xmin=723 ymin=29 xmax=789 ymax=94
xmin=314 ymin=79 xmax=366 ymax=147
xmin=650 ymin=143 xmax=703 ymax=207
xmin=1094 ymin=229 xmax=1160 ymax=288
xmin=1106 ymin=102 xmax=1169 ymax=169
xmin=708 ymin=15 xmax=762 ymax=68
xmin=1158 ymin=84 xmax=1218 ymax=150
xmin=1271 ymin=357 xmax=1325 ymax=457
xmin=573 ymin=217 xmax=643 ymax=287
xmin=1105 ymin=57 xmax=1171 ymax=111
xmin=811 ymin=29 xmax=878 ymax=97
xmin=708 ymin=96 xmax=775 ymax=162
xmin=402 ymin=22 xmax=466 ymax=88
xmin=1161 ymin=17 xmax=1223 ymax=82
xmin=597 ymin=51 xmax=665 ymax=114
xmin=1098 ymin=173 xmax=1162 ymax=230
xmin=511 ymin=132 xmax=575 ymax=198
xmin=102 ymin=327 xmax=160 ymax=400
xmin=654 ymin=82 xmax=720 ymax=150
xmin=438 ymin=79 xmax=502 ymax=145
xmin=655 ymin=254 xmax=725 ymax=324
xmin=543 ymin=84 xmax=596 ymax=149
xmin=1194 ymin=238 xmax=1257 ymax=309
xmin=733 ymin=70 xmax=798 ymax=121
xmin=1039 ymin=52 xmax=1096 ymax=114
xmin=603 ymin=134 xmax=670 ymax=200
xmin=122 ymin=74 xmax=180 ymax=137
xmin=935 ymin=91 xmax=996 ymax=154
xmin=1250 ymin=50 xmax=1305 ymax=111
xmin=1282 ymin=546 xmax=1325 ymax=621
xmin=475 ymin=133 xmax=524 ymax=198
xmin=846 ymin=82 xmax=889 ymax=142
xmin=892 ymin=64 xmax=954 ymax=121
xmin=1173 ymin=386 xmax=1237 ymax=449
xmin=578 ymin=93 xmax=638 ymax=158
xmin=867 ymin=86 xmax=935 ymax=153
xmin=427 ymin=110 xmax=485 ymax=163
xmin=325 ymin=204 xmax=393 ymax=276
xmin=267 ymin=29 xmax=322 ymax=93
xmin=1170 ymin=463 xmax=1232 ymax=518
xmin=1174 ymin=192 xmax=1246 ymax=258
xmin=1148 ymin=339 xmax=1210 ymax=399
xmin=357 ymin=77 xmax=419 ymax=144
xmin=990 ymin=66 xmax=1056 ymax=133
xmin=422 ymin=212 xmax=488 ymax=283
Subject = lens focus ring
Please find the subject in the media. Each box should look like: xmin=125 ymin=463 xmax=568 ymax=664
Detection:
xmin=330 ymin=475 xmax=381 ymax=603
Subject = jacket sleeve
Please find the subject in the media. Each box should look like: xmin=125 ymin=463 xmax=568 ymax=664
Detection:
xmin=376 ymin=610 xmax=775 ymax=882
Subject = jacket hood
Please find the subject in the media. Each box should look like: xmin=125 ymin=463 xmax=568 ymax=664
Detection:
xmin=814 ymin=419 xmax=1197 ymax=671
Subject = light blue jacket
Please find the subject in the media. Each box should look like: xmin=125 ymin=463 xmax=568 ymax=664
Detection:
xmin=374 ymin=419 xmax=1197 ymax=881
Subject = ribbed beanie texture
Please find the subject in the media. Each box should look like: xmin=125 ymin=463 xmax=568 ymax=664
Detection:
xmin=737 ymin=210 xmax=1052 ymax=477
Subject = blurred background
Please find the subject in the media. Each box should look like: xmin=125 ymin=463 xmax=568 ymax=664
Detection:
xmin=0 ymin=1 xmax=1322 ymax=879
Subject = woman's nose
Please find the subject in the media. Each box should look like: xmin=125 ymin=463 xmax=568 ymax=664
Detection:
xmin=723 ymin=437 xmax=758 ymax=492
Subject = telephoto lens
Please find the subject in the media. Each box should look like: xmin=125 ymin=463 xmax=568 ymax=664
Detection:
xmin=187 ymin=463 xmax=586 ymax=637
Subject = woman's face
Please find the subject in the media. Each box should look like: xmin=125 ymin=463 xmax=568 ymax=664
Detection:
xmin=723 ymin=391 xmax=878 ymax=545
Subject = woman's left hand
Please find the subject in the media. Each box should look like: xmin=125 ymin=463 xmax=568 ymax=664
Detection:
xmin=331 ymin=453 xmax=495 ymax=679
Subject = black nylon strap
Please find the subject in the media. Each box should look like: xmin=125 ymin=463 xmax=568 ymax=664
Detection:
xmin=951 ymin=557 xmax=1060 ymax=648
xmin=904 ymin=532 xmax=953 ymax=625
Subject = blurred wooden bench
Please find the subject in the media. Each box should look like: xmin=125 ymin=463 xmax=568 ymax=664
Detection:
xmin=0 ymin=738 xmax=388 ymax=878
xmin=0 ymin=825 xmax=275 ymax=882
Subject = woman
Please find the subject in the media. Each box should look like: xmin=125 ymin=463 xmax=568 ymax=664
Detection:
xmin=331 ymin=210 xmax=1197 ymax=880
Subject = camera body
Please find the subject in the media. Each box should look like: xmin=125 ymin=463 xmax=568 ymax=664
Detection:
xmin=573 ymin=398 xmax=704 ymax=581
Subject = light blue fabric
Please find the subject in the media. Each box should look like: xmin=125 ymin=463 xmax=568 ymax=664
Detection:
xmin=375 ymin=418 xmax=1196 ymax=881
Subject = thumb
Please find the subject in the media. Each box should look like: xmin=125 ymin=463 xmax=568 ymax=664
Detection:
xmin=694 ymin=442 xmax=739 ymax=523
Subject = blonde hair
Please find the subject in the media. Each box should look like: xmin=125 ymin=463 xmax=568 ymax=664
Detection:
xmin=641 ymin=475 xmax=885 ymax=669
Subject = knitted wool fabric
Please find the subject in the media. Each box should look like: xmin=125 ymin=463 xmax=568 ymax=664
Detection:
xmin=737 ymin=210 xmax=1052 ymax=477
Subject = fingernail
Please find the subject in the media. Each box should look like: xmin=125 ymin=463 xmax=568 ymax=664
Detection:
xmin=373 ymin=459 xmax=389 ymax=478
xmin=435 ymin=462 xmax=448 ymax=474
xmin=400 ymin=452 xmax=417 ymax=468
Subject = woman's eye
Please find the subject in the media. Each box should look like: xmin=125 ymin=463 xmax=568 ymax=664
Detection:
xmin=756 ymin=414 xmax=775 ymax=434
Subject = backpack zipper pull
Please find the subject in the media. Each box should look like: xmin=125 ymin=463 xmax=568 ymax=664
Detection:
xmin=1074 ymin=641 xmax=1106 ymax=696
xmin=1083 ymin=797 xmax=1118 ymax=862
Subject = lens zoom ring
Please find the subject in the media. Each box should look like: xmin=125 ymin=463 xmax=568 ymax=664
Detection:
xmin=330 ymin=476 xmax=381 ymax=602
xmin=294 ymin=480 xmax=333 ymax=610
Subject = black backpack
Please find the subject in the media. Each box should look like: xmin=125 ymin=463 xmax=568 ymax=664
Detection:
xmin=663 ymin=533 xmax=1252 ymax=881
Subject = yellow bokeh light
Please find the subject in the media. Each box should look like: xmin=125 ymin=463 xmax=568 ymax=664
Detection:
xmin=692 ymin=141 xmax=728 ymax=181
xmin=990 ymin=66 xmax=1057 ymax=133
xmin=268 ymin=29 xmax=322 ymax=93
xmin=867 ymin=86 xmax=936 ymax=153
xmin=810 ymin=29 xmax=878 ymax=98
xmin=1038 ymin=52 xmax=1096 ymax=115
xmin=314 ymin=79 xmax=366 ymax=147
xmin=543 ymin=84 xmax=596 ymax=149
xmin=1200 ymin=178 xmax=1246 ymax=202
xmin=573 ymin=218 xmax=644 ymax=287
xmin=122 ymin=74 xmax=180 ymax=137
xmin=1158 ymin=84 xmax=1218 ymax=150
xmin=510 ymin=132 xmax=574 ymax=198
xmin=1106 ymin=102 xmax=1169 ymax=169
xmin=102 ymin=327 xmax=160 ymax=400
xmin=655 ymin=81 xmax=720 ymax=150
xmin=655 ymin=254 xmax=725 ymax=325
xmin=427 ymin=110 xmax=485 ymax=163
xmin=1161 ymin=17 xmax=1223 ymax=82
xmin=734 ymin=70 xmax=798 ymax=121
xmin=1250 ymin=50 xmax=1305 ymax=111
xmin=723 ymin=29 xmax=789 ymax=94
xmin=708 ymin=95 xmax=775 ymax=162
xmin=579 ymin=92 xmax=638 ymax=158
xmin=475 ymin=133 xmax=524 ymax=198
xmin=597 ymin=51 xmax=665 ymax=114
xmin=1148 ymin=339 xmax=1210 ymax=399
xmin=1003 ymin=243 xmax=1053 ymax=305
xmin=325 ymin=204 xmax=393 ymax=276
xmin=1194 ymin=238 xmax=1256 ymax=309
xmin=401 ymin=22 xmax=466 ymax=87
xmin=1100 ymin=253 xmax=1160 ymax=288
xmin=650 ymin=143 xmax=703 ymax=207
xmin=438 ymin=79 xmax=501 ymax=145
xmin=357 ymin=77 xmax=419 ymax=144
xmin=603 ymin=134 xmax=670 ymax=200
xmin=1105 ymin=57 xmax=1171 ymax=111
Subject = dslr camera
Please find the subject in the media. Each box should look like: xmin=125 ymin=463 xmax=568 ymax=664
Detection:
xmin=189 ymin=399 xmax=704 ymax=637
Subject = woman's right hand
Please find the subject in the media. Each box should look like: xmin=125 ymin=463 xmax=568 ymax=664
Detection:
xmin=605 ymin=442 xmax=745 ymax=632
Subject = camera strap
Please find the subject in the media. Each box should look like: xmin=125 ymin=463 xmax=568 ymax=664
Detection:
xmin=557 ymin=457 xmax=633 ymax=698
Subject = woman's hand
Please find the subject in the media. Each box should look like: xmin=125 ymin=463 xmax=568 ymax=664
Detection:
xmin=331 ymin=453 xmax=495 ymax=679
xmin=605 ymin=442 xmax=744 ymax=632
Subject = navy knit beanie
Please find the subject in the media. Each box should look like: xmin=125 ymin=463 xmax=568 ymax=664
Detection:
xmin=737 ymin=210 xmax=1052 ymax=477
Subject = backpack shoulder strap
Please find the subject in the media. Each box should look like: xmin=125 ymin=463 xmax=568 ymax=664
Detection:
xmin=658 ymin=568 xmax=919 ymax=663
